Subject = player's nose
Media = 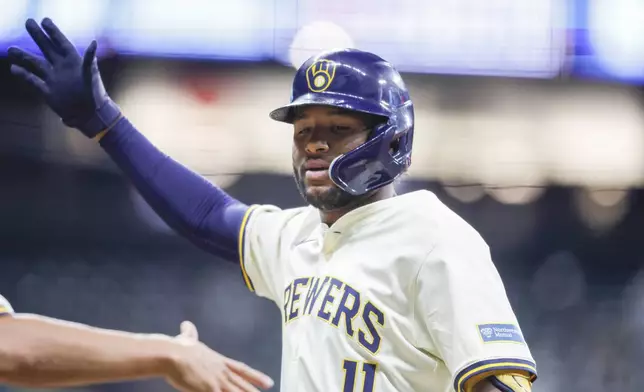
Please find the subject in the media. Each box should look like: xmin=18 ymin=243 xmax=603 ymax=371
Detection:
xmin=305 ymin=139 xmax=329 ymax=155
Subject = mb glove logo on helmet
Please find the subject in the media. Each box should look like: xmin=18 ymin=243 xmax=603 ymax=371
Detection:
xmin=306 ymin=60 xmax=337 ymax=92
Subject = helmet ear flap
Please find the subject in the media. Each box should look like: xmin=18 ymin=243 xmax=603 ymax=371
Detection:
xmin=389 ymin=136 xmax=401 ymax=156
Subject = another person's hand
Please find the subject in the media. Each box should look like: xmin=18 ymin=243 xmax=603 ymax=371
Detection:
xmin=167 ymin=321 xmax=274 ymax=392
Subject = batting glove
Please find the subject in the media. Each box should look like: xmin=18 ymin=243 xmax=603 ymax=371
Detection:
xmin=7 ymin=18 xmax=121 ymax=138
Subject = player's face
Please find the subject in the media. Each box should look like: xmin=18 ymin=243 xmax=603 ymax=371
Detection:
xmin=292 ymin=106 xmax=371 ymax=211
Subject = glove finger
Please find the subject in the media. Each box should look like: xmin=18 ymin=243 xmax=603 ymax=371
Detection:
xmin=10 ymin=65 xmax=49 ymax=96
xmin=7 ymin=47 xmax=51 ymax=80
xmin=25 ymin=18 xmax=60 ymax=63
xmin=41 ymin=17 xmax=78 ymax=55
xmin=82 ymin=40 xmax=98 ymax=78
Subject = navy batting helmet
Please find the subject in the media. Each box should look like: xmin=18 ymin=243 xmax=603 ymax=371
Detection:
xmin=269 ymin=48 xmax=414 ymax=196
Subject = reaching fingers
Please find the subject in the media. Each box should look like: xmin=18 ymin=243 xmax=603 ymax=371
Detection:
xmin=227 ymin=372 xmax=261 ymax=392
xmin=226 ymin=360 xmax=274 ymax=389
xmin=206 ymin=378 xmax=224 ymax=392
xmin=7 ymin=47 xmax=51 ymax=80
xmin=24 ymin=18 xmax=59 ymax=63
xmin=210 ymin=382 xmax=223 ymax=392
xmin=10 ymin=65 xmax=49 ymax=95
xmin=41 ymin=18 xmax=77 ymax=55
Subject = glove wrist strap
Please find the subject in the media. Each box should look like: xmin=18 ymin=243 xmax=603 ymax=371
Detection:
xmin=65 ymin=99 xmax=122 ymax=138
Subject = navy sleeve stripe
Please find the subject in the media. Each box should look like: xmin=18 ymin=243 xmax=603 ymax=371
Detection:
xmin=454 ymin=357 xmax=537 ymax=392
xmin=238 ymin=205 xmax=259 ymax=292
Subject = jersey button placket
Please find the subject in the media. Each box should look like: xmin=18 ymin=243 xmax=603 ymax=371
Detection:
xmin=322 ymin=230 xmax=342 ymax=260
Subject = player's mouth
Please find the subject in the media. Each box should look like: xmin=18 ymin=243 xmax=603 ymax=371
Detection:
xmin=303 ymin=159 xmax=330 ymax=181
xmin=305 ymin=168 xmax=329 ymax=181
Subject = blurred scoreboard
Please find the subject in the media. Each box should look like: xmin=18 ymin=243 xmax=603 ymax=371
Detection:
xmin=570 ymin=0 xmax=644 ymax=83
xmin=1 ymin=0 xmax=643 ymax=83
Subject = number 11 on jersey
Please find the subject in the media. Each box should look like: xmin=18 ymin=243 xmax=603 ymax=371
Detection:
xmin=342 ymin=360 xmax=377 ymax=392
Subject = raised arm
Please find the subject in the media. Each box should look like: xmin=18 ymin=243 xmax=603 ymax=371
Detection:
xmin=97 ymin=117 xmax=250 ymax=262
xmin=7 ymin=18 xmax=249 ymax=263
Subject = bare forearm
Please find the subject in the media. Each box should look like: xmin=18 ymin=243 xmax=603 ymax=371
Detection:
xmin=0 ymin=314 xmax=177 ymax=388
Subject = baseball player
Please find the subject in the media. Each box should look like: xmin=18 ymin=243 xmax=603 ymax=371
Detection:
xmin=0 ymin=294 xmax=274 ymax=391
xmin=8 ymin=18 xmax=537 ymax=392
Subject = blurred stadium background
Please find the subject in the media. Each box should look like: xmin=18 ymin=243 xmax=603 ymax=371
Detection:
xmin=1 ymin=0 xmax=644 ymax=391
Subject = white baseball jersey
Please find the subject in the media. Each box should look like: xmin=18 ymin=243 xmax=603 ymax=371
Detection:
xmin=239 ymin=190 xmax=537 ymax=392
xmin=0 ymin=294 xmax=14 ymax=316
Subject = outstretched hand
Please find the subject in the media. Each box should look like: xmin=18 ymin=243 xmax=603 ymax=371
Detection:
xmin=167 ymin=321 xmax=275 ymax=392
xmin=7 ymin=18 xmax=120 ymax=138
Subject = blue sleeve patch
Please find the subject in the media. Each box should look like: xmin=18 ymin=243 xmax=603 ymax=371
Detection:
xmin=478 ymin=323 xmax=525 ymax=344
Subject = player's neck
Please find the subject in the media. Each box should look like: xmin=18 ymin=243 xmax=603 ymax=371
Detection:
xmin=320 ymin=185 xmax=396 ymax=226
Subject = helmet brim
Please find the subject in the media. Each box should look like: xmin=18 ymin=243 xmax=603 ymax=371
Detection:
xmin=269 ymin=92 xmax=391 ymax=124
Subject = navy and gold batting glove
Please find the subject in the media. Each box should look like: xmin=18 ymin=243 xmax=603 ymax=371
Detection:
xmin=489 ymin=373 xmax=532 ymax=392
xmin=7 ymin=18 xmax=121 ymax=139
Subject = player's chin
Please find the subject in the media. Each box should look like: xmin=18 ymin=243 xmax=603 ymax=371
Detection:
xmin=304 ymin=184 xmax=356 ymax=211
xmin=303 ymin=171 xmax=333 ymax=189
xmin=304 ymin=182 xmax=335 ymax=198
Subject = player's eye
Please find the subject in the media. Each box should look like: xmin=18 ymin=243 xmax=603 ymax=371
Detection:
xmin=296 ymin=127 xmax=312 ymax=137
xmin=330 ymin=125 xmax=353 ymax=135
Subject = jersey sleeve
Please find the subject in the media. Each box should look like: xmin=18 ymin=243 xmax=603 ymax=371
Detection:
xmin=414 ymin=231 xmax=537 ymax=392
xmin=238 ymin=204 xmax=305 ymax=304
xmin=0 ymin=294 xmax=15 ymax=316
